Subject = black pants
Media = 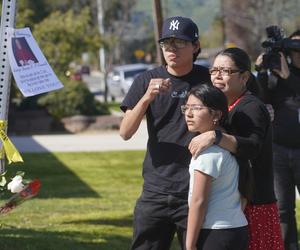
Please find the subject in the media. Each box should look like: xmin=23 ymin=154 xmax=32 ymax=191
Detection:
xmin=273 ymin=143 xmax=300 ymax=250
xmin=130 ymin=189 xmax=188 ymax=250
xmin=197 ymin=226 xmax=249 ymax=250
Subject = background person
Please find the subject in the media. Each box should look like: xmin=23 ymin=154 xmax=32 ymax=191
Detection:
xmin=119 ymin=16 xmax=210 ymax=250
xmin=184 ymin=85 xmax=248 ymax=250
xmin=256 ymin=30 xmax=300 ymax=250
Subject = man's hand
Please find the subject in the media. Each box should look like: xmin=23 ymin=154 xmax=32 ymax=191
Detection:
xmin=144 ymin=78 xmax=171 ymax=102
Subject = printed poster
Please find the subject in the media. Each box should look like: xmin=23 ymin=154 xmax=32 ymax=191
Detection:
xmin=7 ymin=27 xmax=63 ymax=97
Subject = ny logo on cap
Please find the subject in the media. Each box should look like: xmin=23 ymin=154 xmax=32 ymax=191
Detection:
xmin=169 ymin=20 xmax=180 ymax=31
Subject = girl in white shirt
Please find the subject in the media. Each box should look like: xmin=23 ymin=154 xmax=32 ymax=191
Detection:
xmin=184 ymin=84 xmax=248 ymax=250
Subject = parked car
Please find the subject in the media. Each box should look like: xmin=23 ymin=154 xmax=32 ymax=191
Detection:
xmin=194 ymin=58 xmax=211 ymax=68
xmin=68 ymin=65 xmax=90 ymax=81
xmin=107 ymin=63 xmax=152 ymax=100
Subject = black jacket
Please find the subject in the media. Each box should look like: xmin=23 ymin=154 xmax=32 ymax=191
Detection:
xmin=225 ymin=93 xmax=276 ymax=204
xmin=257 ymin=66 xmax=300 ymax=148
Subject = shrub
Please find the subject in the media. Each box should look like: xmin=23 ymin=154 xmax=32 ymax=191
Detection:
xmin=38 ymin=78 xmax=110 ymax=120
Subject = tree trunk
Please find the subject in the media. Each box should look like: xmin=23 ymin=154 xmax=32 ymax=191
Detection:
xmin=223 ymin=0 xmax=299 ymax=59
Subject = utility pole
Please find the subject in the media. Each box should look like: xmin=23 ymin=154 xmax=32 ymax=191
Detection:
xmin=97 ymin=0 xmax=108 ymax=102
xmin=220 ymin=0 xmax=226 ymax=47
xmin=152 ymin=0 xmax=164 ymax=65
xmin=0 ymin=0 xmax=17 ymax=173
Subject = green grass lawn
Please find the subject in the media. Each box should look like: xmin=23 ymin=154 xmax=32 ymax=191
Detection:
xmin=107 ymin=102 xmax=121 ymax=113
xmin=1 ymin=151 xmax=300 ymax=250
xmin=0 ymin=151 xmax=182 ymax=250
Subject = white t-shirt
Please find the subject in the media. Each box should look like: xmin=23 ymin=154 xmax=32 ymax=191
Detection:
xmin=188 ymin=145 xmax=248 ymax=229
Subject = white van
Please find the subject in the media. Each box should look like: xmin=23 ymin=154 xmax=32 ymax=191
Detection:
xmin=107 ymin=63 xmax=152 ymax=100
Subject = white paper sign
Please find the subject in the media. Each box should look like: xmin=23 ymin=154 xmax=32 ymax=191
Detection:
xmin=7 ymin=27 xmax=63 ymax=97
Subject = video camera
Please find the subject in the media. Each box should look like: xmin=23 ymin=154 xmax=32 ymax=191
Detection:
xmin=261 ymin=25 xmax=300 ymax=70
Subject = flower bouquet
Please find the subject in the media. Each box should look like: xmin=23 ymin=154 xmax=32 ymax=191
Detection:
xmin=0 ymin=175 xmax=41 ymax=214
xmin=0 ymin=120 xmax=41 ymax=214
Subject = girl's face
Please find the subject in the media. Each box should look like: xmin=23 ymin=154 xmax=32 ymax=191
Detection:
xmin=210 ymin=55 xmax=249 ymax=103
xmin=183 ymin=94 xmax=219 ymax=133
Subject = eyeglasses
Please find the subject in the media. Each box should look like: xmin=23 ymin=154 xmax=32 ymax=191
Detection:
xmin=209 ymin=67 xmax=243 ymax=76
xmin=159 ymin=39 xmax=189 ymax=50
xmin=181 ymin=104 xmax=209 ymax=115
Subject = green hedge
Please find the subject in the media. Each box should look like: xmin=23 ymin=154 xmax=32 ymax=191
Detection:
xmin=38 ymin=78 xmax=110 ymax=120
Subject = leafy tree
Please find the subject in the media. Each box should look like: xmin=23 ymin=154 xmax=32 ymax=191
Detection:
xmin=43 ymin=0 xmax=95 ymax=14
xmin=38 ymin=78 xmax=110 ymax=120
xmin=201 ymin=16 xmax=224 ymax=49
xmin=32 ymin=7 xmax=102 ymax=75
xmin=100 ymin=0 xmax=141 ymax=65
xmin=16 ymin=0 xmax=49 ymax=28
xmin=222 ymin=0 xmax=300 ymax=58
xmin=7 ymin=2 xmax=108 ymax=119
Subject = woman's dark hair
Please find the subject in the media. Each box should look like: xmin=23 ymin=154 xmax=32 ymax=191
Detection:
xmin=216 ymin=47 xmax=261 ymax=96
xmin=217 ymin=47 xmax=251 ymax=72
xmin=187 ymin=84 xmax=228 ymax=126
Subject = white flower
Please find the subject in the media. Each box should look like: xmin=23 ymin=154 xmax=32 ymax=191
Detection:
xmin=7 ymin=175 xmax=25 ymax=193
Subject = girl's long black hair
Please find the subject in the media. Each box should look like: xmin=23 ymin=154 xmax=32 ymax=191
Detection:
xmin=187 ymin=84 xmax=228 ymax=127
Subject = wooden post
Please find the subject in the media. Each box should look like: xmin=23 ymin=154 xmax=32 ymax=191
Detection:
xmin=220 ymin=0 xmax=226 ymax=47
xmin=152 ymin=0 xmax=165 ymax=65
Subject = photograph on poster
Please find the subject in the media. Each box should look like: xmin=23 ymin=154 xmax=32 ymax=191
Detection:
xmin=11 ymin=37 xmax=39 ymax=67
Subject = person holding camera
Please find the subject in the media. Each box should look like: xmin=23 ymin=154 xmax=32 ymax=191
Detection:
xmin=256 ymin=29 xmax=300 ymax=250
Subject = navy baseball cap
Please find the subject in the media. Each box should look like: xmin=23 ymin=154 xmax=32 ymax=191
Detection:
xmin=159 ymin=16 xmax=199 ymax=42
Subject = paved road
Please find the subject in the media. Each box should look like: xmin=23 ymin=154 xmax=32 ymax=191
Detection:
xmin=10 ymin=120 xmax=148 ymax=153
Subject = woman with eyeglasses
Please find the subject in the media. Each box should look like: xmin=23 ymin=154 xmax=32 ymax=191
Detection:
xmin=184 ymin=84 xmax=249 ymax=250
xmin=188 ymin=47 xmax=284 ymax=250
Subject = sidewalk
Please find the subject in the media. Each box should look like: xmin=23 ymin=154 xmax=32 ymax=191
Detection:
xmin=10 ymin=120 xmax=148 ymax=153
xmin=10 ymin=119 xmax=300 ymax=199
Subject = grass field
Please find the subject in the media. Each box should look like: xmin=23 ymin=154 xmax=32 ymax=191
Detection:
xmin=0 ymin=151 xmax=182 ymax=250
xmin=1 ymin=151 xmax=300 ymax=249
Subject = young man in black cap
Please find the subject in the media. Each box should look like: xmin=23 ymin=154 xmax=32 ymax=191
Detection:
xmin=120 ymin=16 xmax=210 ymax=249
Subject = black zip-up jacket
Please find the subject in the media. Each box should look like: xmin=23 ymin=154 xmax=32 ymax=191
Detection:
xmin=257 ymin=65 xmax=300 ymax=148
xmin=225 ymin=93 xmax=276 ymax=205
